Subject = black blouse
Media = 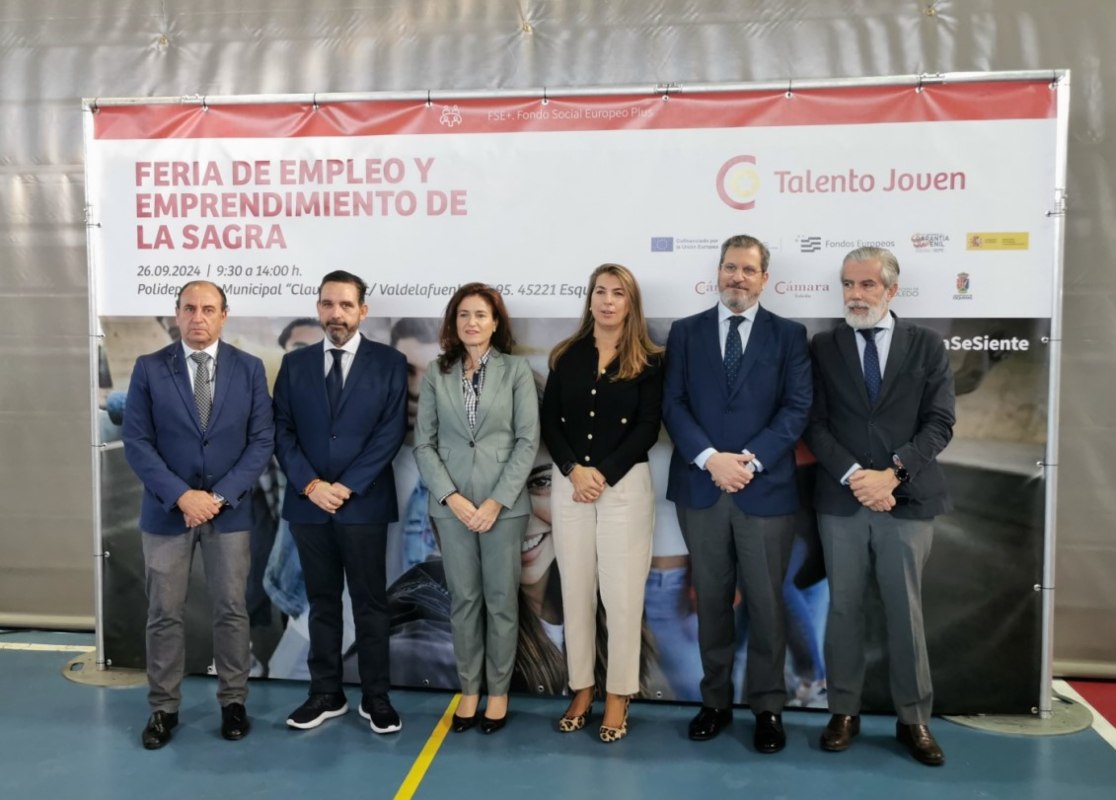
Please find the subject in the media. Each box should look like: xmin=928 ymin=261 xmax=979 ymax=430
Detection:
xmin=541 ymin=335 xmax=664 ymax=486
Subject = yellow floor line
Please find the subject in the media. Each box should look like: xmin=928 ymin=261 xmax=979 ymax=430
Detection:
xmin=393 ymin=693 xmax=460 ymax=800
xmin=0 ymin=642 xmax=95 ymax=653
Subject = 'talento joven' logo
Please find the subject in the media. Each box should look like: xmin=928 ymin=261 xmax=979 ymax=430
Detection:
xmin=717 ymin=156 xmax=760 ymax=210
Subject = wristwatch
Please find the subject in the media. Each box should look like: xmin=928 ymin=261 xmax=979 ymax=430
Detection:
xmin=560 ymin=462 xmax=577 ymax=477
xmin=211 ymin=492 xmax=227 ymax=506
xmin=891 ymin=455 xmax=909 ymax=484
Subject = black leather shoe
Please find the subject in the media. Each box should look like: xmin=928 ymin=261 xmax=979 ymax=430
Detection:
xmin=221 ymin=702 xmax=250 ymax=741
xmin=480 ymin=715 xmax=507 ymax=734
xmin=820 ymin=714 xmax=860 ymax=752
xmin=142 ymin=710 xmax=178 ymax=750
xmin=452 ymin=712 xmax=479 ymax=733
xmin=688 ymin=706 xmax=732 ymax=741
xmin=896 ymin=722 xmax=945 ymax=766
xmin=754 ymin=711 xmax=786 ymax=753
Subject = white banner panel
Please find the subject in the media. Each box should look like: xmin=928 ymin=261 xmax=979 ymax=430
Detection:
xmin=88 ymin=84 xmax=1058 ymax=319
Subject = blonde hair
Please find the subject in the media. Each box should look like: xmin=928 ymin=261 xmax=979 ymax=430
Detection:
xmin=548 ymin=263 xmax=662 ymax=380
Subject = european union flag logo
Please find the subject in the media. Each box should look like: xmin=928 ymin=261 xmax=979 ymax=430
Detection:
xmin=651 ymin=237 xmax=674 ymax=252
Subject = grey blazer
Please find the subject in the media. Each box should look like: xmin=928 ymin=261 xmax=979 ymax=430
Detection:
xmin=413 ymin=350 xmax=540 ymax=519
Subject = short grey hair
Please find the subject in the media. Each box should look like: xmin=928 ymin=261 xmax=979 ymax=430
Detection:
xmin=842 ymin=247 xmax=900 ymax=288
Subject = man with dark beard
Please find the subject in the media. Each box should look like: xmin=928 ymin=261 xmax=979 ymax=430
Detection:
xmin=662 ymin=235 xmax=811 ymax=754
xmin=805 ymin=247 xmax=955 ymax=766
xmin=273 ymin=270 xmax=408 ymax=736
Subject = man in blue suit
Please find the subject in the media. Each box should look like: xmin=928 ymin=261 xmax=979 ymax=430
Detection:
xmin=273 ymin=270 xmax=408 ymax=735
xmin=662 ymin=235 xmax=812 ymax=753
xmin=123 ymin=280 xmax=275 ymax=750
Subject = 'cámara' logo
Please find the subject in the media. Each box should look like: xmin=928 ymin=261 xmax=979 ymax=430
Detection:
xmin=717 ymin=155 xmax=760 ymax=211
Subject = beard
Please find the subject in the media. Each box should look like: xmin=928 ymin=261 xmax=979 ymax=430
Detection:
xmin=323 ymin=320 xmax=357 ymax=345
xmin=719 ymin=286 xmax=758 ymax=313
xmin=843 ymin=299 xmax=890 ymax=329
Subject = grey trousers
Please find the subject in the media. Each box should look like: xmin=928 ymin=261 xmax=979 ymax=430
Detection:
xmin=142 ymin=526 xmax=251 ymax=712
xmin=436 ymin=513 xmax=526 ymax=695
xmin=677 ymin=494 xmax=794 ymax=714
xmin=818 ymin=508 xmax=934 ymax=724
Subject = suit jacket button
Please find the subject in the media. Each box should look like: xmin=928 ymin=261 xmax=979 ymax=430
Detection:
xmin=469 ymin=441 xmax=475 ymax=448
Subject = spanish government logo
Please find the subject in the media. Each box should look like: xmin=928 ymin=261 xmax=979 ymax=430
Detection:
xmin=717 ymin=155 xmax=760 ymax=211
xmin=966 ymin=232 xmax=1029 ymax=250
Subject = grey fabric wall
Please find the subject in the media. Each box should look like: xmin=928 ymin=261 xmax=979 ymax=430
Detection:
xmin=2 ymin=1 xmax=1112 ymax=672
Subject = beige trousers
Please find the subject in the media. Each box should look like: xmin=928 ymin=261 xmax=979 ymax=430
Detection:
xmin=551 ymin=462 xmax=654 ymax=696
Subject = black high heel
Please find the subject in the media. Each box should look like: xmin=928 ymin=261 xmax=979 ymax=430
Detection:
xmin=480 ymin=714 xmax=507 ymax=734
xmin=451 ymin=712 xmax=479 ymax=733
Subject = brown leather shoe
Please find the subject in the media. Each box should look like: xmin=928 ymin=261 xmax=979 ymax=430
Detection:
xmin=820 ymin=713 xmax=860 ymax=752
xmin=896 ymin=721 xmax=945 ymax=766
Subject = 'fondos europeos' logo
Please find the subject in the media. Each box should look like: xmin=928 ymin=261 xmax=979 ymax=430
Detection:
xmin=717 ymin=155 xmax=760 ymax=210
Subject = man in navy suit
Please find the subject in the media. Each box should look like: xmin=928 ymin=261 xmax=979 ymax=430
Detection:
xmin=804 ymin=247 xmax=954 ymax=766
xmin=273 ymin=270 xmax=408 ymax=735
xmin=662 ymin=235 xmax=812 ymax=753
xmin=123 ymin=281 xmax=275 ymax=750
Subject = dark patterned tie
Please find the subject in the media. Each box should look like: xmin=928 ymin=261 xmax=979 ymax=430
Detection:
xmin=860 ymin=328 xmax=882 ymax=404
xmin=190 ymin=352 xmax=212 ymax=430
xmin=724 ymin=315 xmax=745 ymax=386
xmin=326 ymin=348 xmax=345 ymax=416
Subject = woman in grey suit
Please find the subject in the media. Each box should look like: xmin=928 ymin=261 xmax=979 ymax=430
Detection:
xmin=413 ymin=283 xmax=540 ymax=733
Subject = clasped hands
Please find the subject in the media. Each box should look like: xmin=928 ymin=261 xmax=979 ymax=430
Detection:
xmin=308 ymin=481 xmax=353 ymax=514
xmin=447 ymin=494 xmax=502 ymax=532
xmin=177 ymin=489 xmax=223 ymax=528
xmin=569 ymin=465 xmax=607 ymax=503
xmin=848 ymin=468 xmax=899 ymax=512
xmin=707 ymin=451 xmax=755 ymax=493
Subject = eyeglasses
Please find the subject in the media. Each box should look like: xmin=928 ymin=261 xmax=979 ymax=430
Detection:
xmin=719 ymin=263 xmax=763 ymax=278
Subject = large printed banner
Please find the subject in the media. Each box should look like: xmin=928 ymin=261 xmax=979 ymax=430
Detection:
xmin=88 ymin=80 xmax=1061 ymax=713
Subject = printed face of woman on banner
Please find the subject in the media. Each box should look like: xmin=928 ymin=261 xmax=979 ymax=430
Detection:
xmin=522 ymin=444 xmax=554 ymax=588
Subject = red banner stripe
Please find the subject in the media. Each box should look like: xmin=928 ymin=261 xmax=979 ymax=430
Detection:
xmin=92 ymin=82 xmax=1057 ymax=140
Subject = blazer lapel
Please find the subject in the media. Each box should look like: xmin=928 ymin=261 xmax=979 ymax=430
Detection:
xmin=729 ymin=306 xmax=767 ymax=398
xmin=335 ymin=336 xmax=370 ymax=416
xmin=444 ymin=359 xmax=471 ymax=435
xmin=472 ymin=351 xmax=504 ymax=432
xmin=697 ymin=307 xmax=725 ymax=393
xmin=207 ymin=343 xmax=232 ymax=430
xmin=877 ymin=315 xmax=909 ymax=407
xmin=166 ymin=344 xmax=203 ymax=432
xmin=835 ymin=325 xmax=872 ymax=409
